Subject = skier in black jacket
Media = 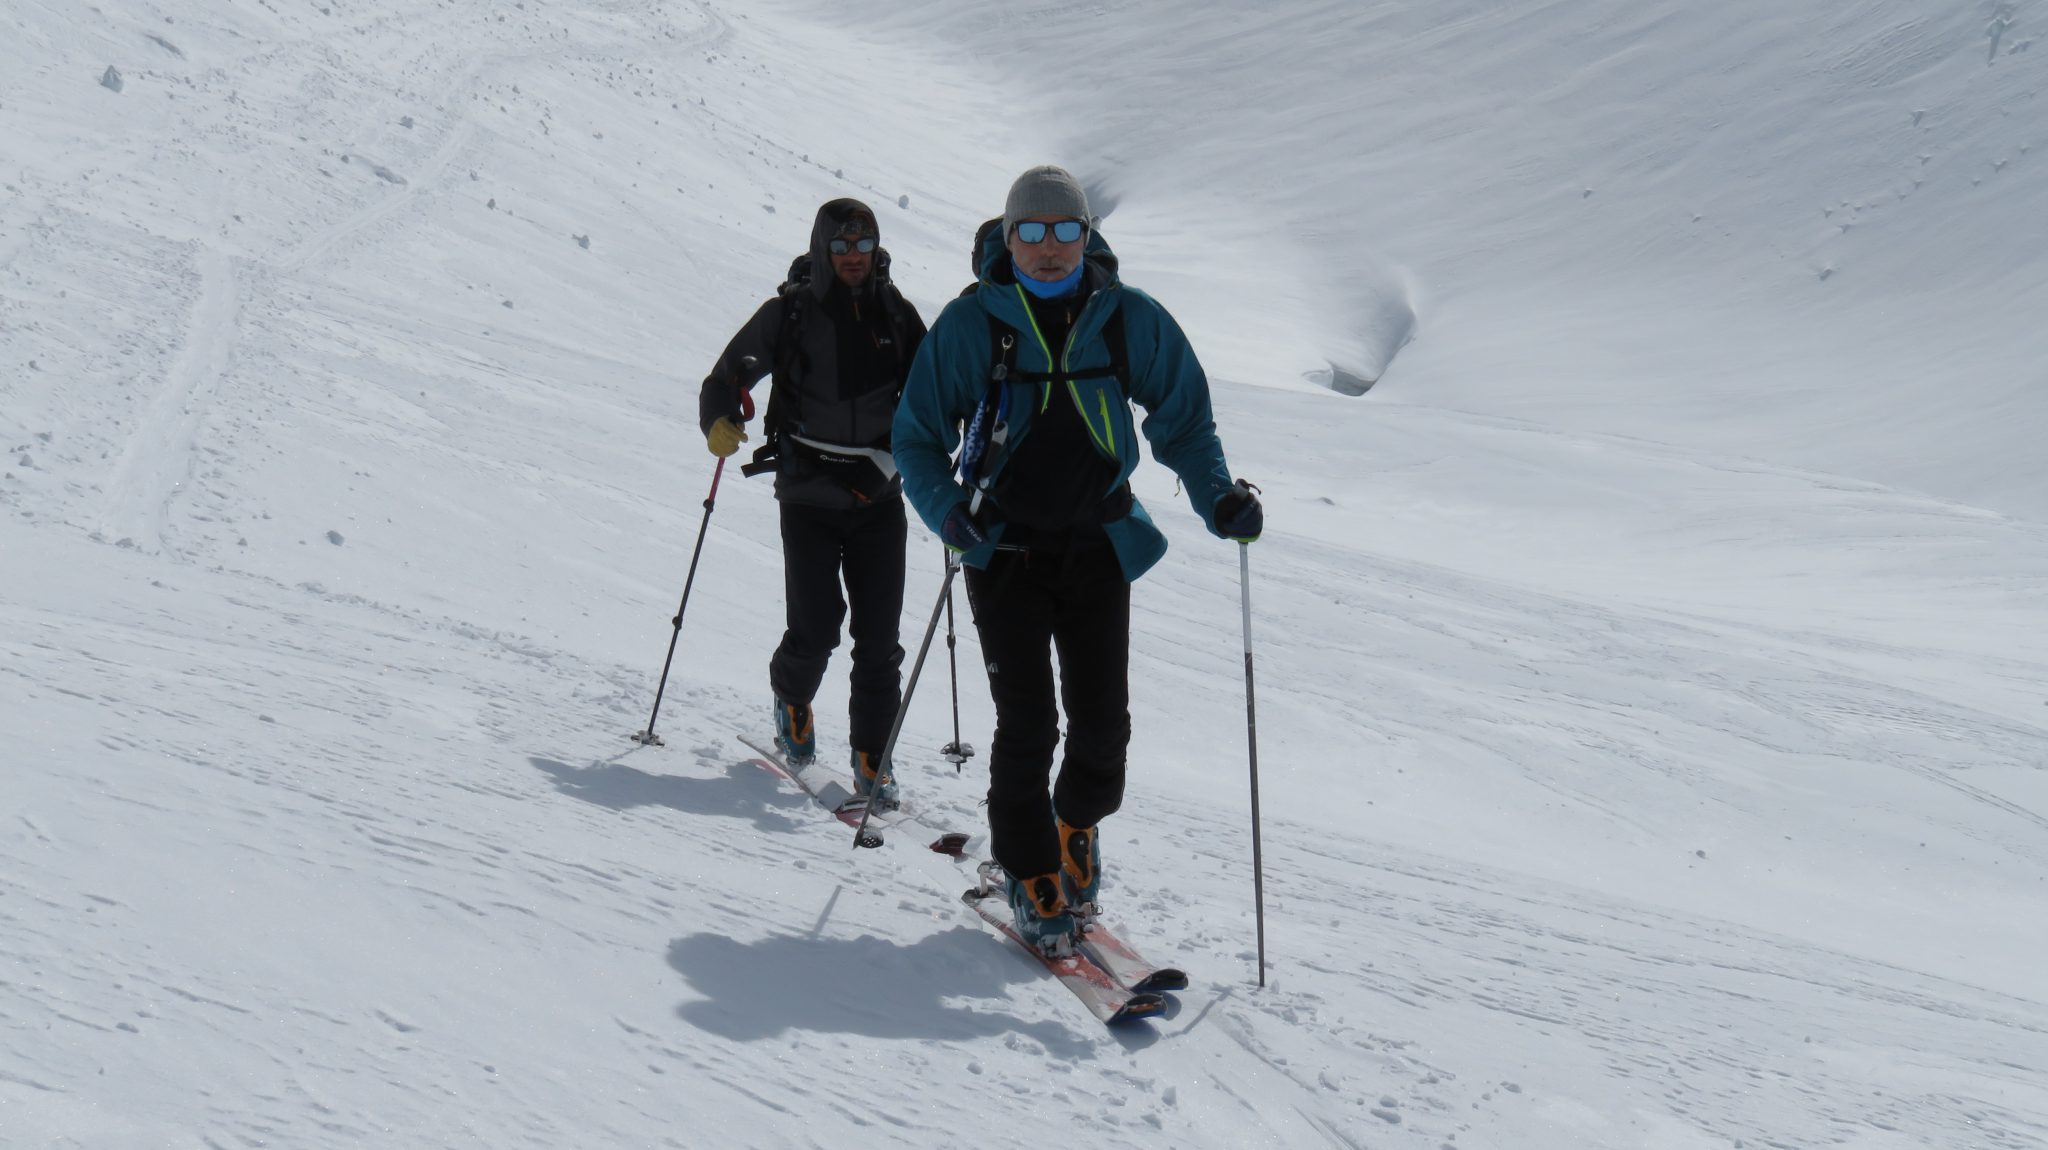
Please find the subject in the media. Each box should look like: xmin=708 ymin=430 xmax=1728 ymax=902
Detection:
xmin=699 ymin=198 xmax=928 ymax=805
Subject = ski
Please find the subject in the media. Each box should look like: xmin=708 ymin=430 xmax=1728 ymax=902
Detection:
xmin=960 ymin=884 xmax=1167 ymax=1025
xmin=742 ymin=733 xmax=1182 ymax=1008
xmin=1076 ymin=919 xmax=1189 ymax=994
xmin=947 ymin=854 xmax=1189 ymax=997
xmin=739 ymin=732 xmax=865 ymax=822
xmin=738 ymin=734 xmax=968 ymax=855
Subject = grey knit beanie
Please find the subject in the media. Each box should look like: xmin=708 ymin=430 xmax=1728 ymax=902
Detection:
xmin=1003 ymin=165 xmax=1090 ymax=235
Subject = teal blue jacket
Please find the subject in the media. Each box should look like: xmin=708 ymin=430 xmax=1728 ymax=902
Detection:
xmin=893 ymin=231 xmax=1237 ymax=581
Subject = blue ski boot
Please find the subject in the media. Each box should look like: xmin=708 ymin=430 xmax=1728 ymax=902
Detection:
xmin=850 ymin=750 xmax=899 ymax=811
xmin=1057 ymin=816 xmax=1101 ymax=924
xmin=773 ymin=696 xmax=815 ymax=766
xmin=1005 ymin=869 xmax=1077 ymax=956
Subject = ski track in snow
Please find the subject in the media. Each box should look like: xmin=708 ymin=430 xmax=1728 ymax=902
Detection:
xmin=96 ymin=235 xmax=238 ymax=556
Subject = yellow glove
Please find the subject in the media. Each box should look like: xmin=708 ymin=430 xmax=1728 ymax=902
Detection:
xmin=706 ymin=417 xmax=748 ymax=458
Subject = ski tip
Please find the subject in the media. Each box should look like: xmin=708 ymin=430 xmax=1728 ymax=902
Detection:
xmin=1109 ymin=993 xmax=1170 ymax=1024
xmin=930 ymin=832 xmax=970 ymax=857
xmin=1136 ymin=970 xmax=1190 ymax=993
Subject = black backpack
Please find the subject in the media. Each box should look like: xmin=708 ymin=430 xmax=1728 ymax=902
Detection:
xmin=743 ymin=250 xmax=904 ymax=479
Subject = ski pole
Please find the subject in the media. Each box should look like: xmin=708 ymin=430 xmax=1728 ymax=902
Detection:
xmin=940 ymin=549 xmax=974 ymax=771
xmin=1239 ymin=540 xmax=1268 ymax=987
xmin=632 ymin=387 xmax=753 ymax=747
xmin=853 ymin=554 xmax=962 ymax=849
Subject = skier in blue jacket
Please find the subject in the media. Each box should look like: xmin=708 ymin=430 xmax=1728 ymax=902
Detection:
xmin=893 ymin=165 xmax=1264 ymax=953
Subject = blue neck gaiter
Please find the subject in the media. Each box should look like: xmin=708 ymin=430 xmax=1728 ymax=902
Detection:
xmin=1017 ymin=263 xmax=1084 ymax=299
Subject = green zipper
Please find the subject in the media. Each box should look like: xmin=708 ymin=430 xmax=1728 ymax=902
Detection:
xmin=1011 ymin=284 xmax=1117 ymax=457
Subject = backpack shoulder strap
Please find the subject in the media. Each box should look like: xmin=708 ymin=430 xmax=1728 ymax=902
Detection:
xmin=742 ymin=272 xmax=810 ymax=477
xmin=768 ymin=275 xmax=810 ymax=407
xmin=1004 ymin=296 xmax=1129 ymax=395
xmin=1102 ymin=301 xmax=1130 ymax=395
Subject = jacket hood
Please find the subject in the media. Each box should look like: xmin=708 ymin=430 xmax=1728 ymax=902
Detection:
xmin=809 ymin=197 xmax=881 ymax=300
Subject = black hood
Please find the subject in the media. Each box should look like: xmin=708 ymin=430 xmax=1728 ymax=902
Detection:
xmin=808 ymin=197 xmax=880 ymax=301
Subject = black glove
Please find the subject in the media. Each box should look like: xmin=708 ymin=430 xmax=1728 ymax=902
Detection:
xmin=1213 ymin=480 xmax=1263 ymax=541
xmin=941 ymin=502 xmax=991 ymax=552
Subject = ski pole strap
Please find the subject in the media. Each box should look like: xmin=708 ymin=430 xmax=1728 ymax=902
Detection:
xmin=735 ymin=383 xmax=773 ymax=477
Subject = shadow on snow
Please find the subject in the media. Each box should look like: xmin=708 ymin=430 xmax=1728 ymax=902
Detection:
xmin=528 ymin=753 xmax=808 ymax=835
xmin=665 ymin=926 xmax=1160 ymax=1054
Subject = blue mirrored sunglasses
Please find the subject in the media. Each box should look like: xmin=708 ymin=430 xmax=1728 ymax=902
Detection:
xmin=829 ymin=236 xmax=877 ymax=255
xmin=1013 ymin=219 xmax=1085 ymax=245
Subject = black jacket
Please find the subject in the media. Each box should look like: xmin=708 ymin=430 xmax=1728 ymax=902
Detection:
xmin=699 ymin=199 xmax=927 ymax=509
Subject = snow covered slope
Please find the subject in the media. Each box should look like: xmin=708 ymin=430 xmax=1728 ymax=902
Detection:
xmin=858 ymin=0 xmax=2048 ymax=515
xmin=4 ymin=1 xmax=2045 ymax=1147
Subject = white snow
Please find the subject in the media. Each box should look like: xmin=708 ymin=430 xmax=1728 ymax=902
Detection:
xmin=4 ymin=0 xmax=2045 ymax=1147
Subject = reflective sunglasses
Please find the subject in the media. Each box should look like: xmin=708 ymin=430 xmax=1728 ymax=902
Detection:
xmin=829 ymin=235 xmax=877 ymax=255
xmin=1013 ymin=219 xmax=1085 ymax=245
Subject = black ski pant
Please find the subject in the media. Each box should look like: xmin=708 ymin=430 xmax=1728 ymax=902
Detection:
xmin=964 ymin=543 xmax=1131 ymax=880
xmin=768 ymin=497 xmax=906 ymax=757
